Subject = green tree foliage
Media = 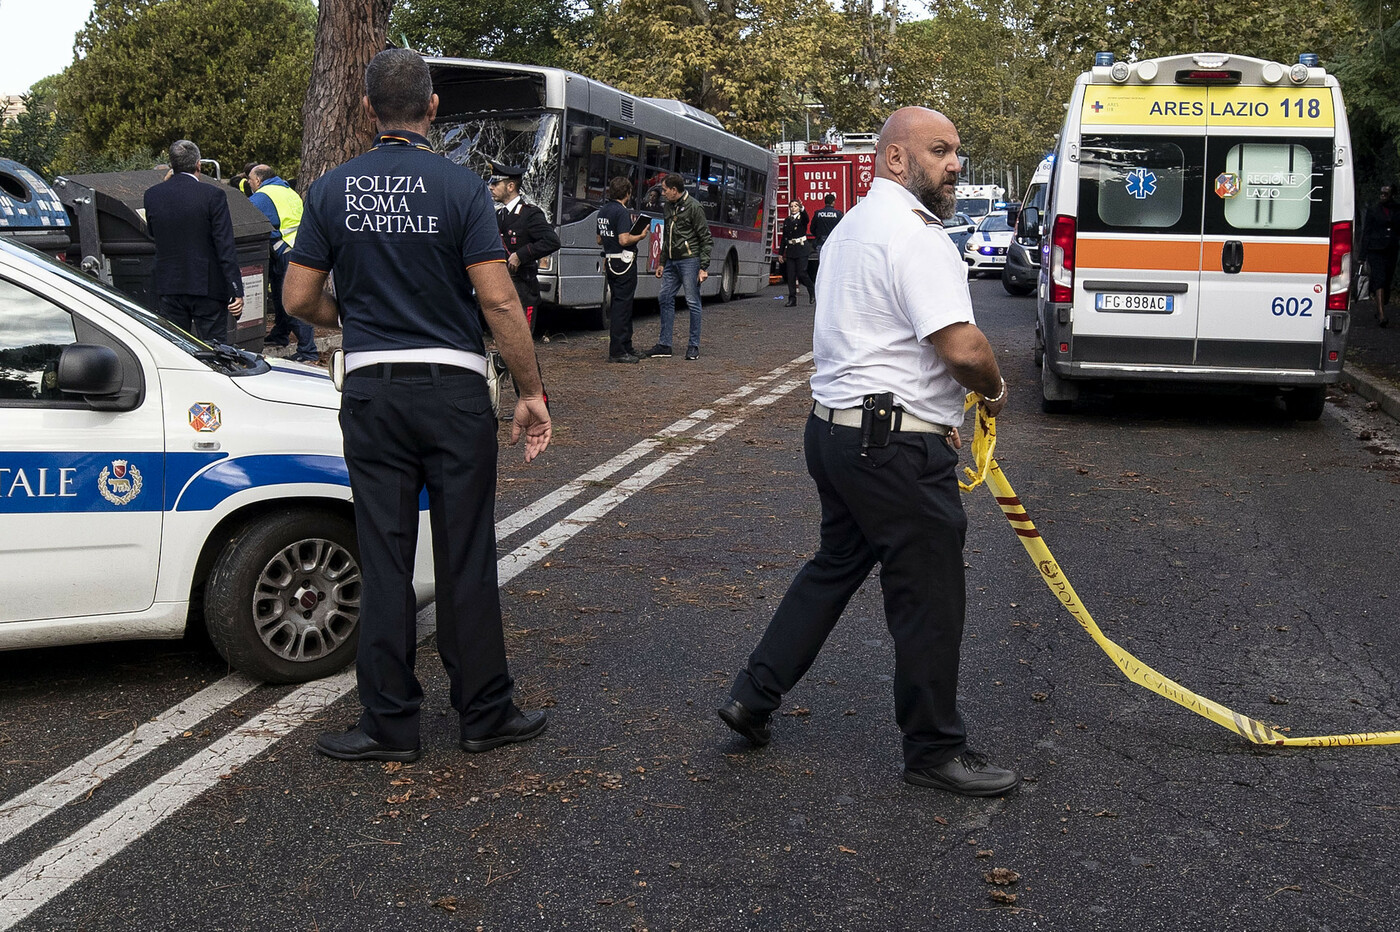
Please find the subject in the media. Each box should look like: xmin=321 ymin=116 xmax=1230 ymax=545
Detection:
xmin=1337 ymin=1 xmax=1400 ymax=190
xmin=55 ymin=0 xmax=315 ymax=178
xmin=0 ymin=80 xmax=71 ymax=180
xmin=392 ymin=0 xmax=577 ymax=65
xmin=561 ymin=0 xmax=856 ymax=140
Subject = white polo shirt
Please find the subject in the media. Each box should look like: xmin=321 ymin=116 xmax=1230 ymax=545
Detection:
xmin=810 ymin=177 xmax=976 ymax=426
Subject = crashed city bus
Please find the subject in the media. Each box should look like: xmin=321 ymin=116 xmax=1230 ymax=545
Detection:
xmin=424 ymin=57 xmax=777 ymax=331
xmin=1031 ymin=52 xmax=1354 ymax=419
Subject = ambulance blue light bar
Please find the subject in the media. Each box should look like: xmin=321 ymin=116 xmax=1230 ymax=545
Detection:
xmin=1299 ymin=53 xmax=1319 ymax=67
xmin=1094 ymin=52 xmax=1114 ymax=67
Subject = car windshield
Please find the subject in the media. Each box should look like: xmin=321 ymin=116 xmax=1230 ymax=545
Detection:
xmin=1 ymin=240 xmax=263 ymax=373
xmin=977 ymin=214 xmax=1013 ymax=233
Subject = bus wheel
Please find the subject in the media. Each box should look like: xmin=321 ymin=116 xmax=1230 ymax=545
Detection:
xmin=1284 ymin=386 xmax=1326 ymax=421
xmin=589 ymin=280 xmax=611 ymax=331
xmin=718 ymin=255 xmax=737 ymax=302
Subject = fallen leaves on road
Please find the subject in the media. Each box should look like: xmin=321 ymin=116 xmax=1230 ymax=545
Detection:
xmin=984 ymin=868 xmax=1020 ymax=885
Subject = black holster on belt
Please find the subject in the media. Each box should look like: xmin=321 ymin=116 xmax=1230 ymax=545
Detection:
xmin=859 ymin=392 xmax=894 ymax=456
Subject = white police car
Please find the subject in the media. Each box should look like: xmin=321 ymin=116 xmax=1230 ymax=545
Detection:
xmin=943 ymin=211 xmax=976 ymax=255
xmin=962 ymin=212 xmax=1014 ymax=276
xmin=0 ymin=238 xmax=434 ymax=683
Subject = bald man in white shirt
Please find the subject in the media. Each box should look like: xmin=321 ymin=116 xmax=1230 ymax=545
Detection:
xmin=718 ymin=107 xmax=1017 ymax=798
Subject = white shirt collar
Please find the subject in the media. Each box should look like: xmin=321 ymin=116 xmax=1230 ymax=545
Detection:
xmin=500 ymin=195 xmax=522 ymax=213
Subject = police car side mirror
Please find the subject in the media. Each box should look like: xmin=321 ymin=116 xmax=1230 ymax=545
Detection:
xmin=57 ymin=343 xmax=130 ymax=408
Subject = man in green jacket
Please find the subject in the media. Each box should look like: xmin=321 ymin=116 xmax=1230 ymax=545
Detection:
xmin=647 ymin=173 xmax=713 ymax=361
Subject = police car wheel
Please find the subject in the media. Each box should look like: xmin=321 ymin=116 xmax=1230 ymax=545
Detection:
xmin=204 ymin=509 xmax=361 ymax=684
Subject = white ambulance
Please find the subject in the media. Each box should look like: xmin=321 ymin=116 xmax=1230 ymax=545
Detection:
xmin=0 ymin=239 xmax=435 ymax=682
xmin=1033 ymin=52 xmax=1354 ymax=419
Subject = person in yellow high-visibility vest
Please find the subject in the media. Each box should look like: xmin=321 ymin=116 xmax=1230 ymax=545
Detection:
xmin=248 ymin=165 xmax=319 ymax=362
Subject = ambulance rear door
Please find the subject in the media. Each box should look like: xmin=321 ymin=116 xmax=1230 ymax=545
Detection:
xmin=1197 ymin=85 xmax=1336 ymax=372
xmin=1072 ymin=85 xmax=1207 ymax=370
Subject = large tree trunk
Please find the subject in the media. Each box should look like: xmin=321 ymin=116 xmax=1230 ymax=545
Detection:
xmin=297 ymin=0 xmax=393 ymax=190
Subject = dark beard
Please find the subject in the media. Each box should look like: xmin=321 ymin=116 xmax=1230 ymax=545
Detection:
xmin=907 ymin=159 xmax=956 ymax=219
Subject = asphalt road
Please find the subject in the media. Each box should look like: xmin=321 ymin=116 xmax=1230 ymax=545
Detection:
xmin=3 ymin=278 xmax=1400 ymax=931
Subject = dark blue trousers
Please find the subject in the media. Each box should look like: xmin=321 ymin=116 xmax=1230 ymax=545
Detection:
xmin=339 ymin=364 xmax=516 ymax=748
xmin=730 ymin=414 xmax=970 ymax=769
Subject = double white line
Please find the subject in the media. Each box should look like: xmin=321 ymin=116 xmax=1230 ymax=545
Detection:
xmin=0 ymin=352 xmax=813 ymax=929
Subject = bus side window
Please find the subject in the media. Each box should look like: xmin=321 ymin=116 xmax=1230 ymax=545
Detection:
xmin=675 ymin=147 xmax=701 ymax=197
xmin=562 ymin=112 xmax=608 ymax=223
xmin=698 ymin=155 xmax=725 ymax=222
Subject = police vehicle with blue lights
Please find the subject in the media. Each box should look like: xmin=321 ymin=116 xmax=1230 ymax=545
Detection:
xmin=962 ymin=212 xmax=1015 ymax=276
xmin=0 ymin=238 xmax=435 ymax=682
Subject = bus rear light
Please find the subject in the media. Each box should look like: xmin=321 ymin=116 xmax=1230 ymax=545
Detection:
xmin=1049 ymin=215 xmax=1076 ymax=304
xmin=1326 ymin=220 xmax=1352 ymax=312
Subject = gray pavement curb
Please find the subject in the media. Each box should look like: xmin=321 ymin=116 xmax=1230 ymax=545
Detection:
xmin=1342 ymin=360 xmax=1400 ymax=423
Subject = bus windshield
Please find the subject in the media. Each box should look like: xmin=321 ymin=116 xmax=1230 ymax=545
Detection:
xmin=434 ymin=111 xmax=562 ymax=223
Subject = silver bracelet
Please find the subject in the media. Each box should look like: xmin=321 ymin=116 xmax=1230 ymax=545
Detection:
xmin=984 ymin=378 xmax=1007 ymax=405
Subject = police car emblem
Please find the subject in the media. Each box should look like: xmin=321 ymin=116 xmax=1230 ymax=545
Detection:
xmin=1214 ymin=172 xmax=1240 ymax=199
xmin=98 ymin=459 xmax=143 ymax=506
xmin=188 ymin=402 xmax=222 ymax=432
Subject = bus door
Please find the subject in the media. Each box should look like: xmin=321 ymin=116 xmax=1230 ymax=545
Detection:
xmin=1196 ymin=87 xmax=1336 ymax=371
xmin=1072 ymin=123 xmax=1206 ymax=369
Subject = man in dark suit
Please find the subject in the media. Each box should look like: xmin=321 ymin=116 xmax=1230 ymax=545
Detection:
xmin=488 ymin=160 xmax=559 ymax=336
xmin=143 ymin=139 xmax=245 ymax=342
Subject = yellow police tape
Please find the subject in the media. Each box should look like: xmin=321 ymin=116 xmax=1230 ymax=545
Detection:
xmin=959 ymin=394 xmax=1400 ymax=748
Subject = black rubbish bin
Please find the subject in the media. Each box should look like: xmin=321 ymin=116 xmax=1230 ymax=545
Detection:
xmin=52 ymin=171 xmax=272 ymax=353
xmin=0 ymin=158 xmax=72 ymax=259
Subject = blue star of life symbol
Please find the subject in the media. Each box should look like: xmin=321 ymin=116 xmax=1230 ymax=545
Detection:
xmin=1125 ymin=168 xmax=1157 ymax=199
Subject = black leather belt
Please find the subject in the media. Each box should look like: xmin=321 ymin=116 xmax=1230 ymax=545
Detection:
xmin=347 ymin=362 xmax=474 ymax=379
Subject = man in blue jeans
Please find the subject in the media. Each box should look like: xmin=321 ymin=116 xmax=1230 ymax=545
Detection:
xmin=647 ymin=173 xmax=713 ymax=361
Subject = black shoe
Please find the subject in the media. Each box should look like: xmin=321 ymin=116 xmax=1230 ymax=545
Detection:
xmin=609 ymin=352 xmax=642 ymax=364
xmin=717 ymin=699 xmax=771 ymax=747
xmin=785 ymin=296 xmax=797 ymax=307
xmin=685 ymin=345 xmax=699 ymax=361
xmin=808 ymin=291 xmax=816 ymax=305
xmin=460 ymin=709 xmax=548 ymax=753
xmin=903 ymin=750 xmax=1020 ymax=797
xmin=315 ymin=726 xmax=420 ymax=762
xmin=646 ymin=344 xmax=673 ymax=358
xmin=263 ymin=337 xmax=290 ymax=348
xmin=290 ymin=352 xmax=320 ymax=363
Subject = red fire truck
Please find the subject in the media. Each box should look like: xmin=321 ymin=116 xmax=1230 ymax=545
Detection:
xmin=769 ymin=134 xmax=878 ymax=266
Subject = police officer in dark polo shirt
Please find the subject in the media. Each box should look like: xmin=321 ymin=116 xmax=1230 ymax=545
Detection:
xmin=284 ymin=48 xmax=552 ymax=763
xmin=597 ymin=176 xmax=649 ymax=363
xmin=489 ymin=161 xmax=560 ymax=336
xmin=807 ymin=193 xmax=844 ymax=281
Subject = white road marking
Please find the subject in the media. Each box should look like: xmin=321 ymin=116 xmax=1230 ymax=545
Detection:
xmin=0 ymin=353 xmax=814 ymax=928
xmin=0 ymin=674 xmax=353 ymax=929
xmin=0 ymin=675 xmax=262 ymax=848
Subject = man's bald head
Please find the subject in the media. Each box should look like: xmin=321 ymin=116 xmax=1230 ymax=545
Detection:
xmin=874 ymin=107 xmax=962 ymax=218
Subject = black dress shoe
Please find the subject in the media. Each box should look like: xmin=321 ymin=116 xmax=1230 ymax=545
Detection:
xmin=904 ymin=750 xmax=1020 ymax=797
xmin=784 ymin=296 xmax=797 ymax=307
xmin=460 ymin=708 xmax=548 ymax=752
xmin=315 ymin=726 xmax=420 ymax=762
xmin=808 ymin=291 xmax=815 ymax=305
xmin=717 ymin=699 xmax=771 ymax=747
